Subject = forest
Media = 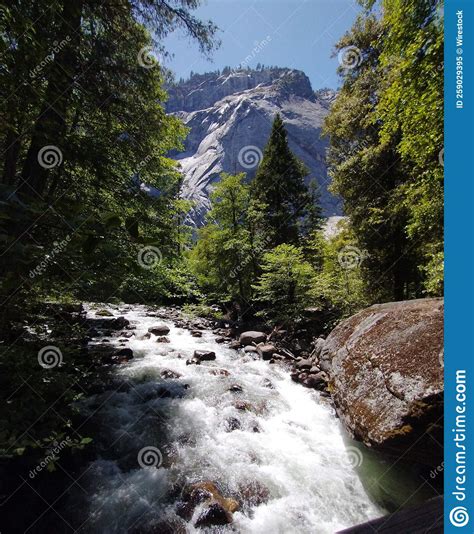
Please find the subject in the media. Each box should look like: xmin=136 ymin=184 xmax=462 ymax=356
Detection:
xmin=0 ymin=0 xmax=444 ymax=532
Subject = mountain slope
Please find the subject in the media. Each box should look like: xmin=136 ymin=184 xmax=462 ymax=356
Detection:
xmin=167 ymin=68 xmax=340 ymax=226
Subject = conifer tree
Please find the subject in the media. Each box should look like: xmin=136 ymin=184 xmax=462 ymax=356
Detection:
xmin=252 ymin=114 xmax=312 ymax=247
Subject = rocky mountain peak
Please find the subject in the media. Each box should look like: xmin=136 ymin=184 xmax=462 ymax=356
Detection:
xmin=166 ymin=67 xmax=315 ymax=113
xmin=166 ymin=67 xmax=341 ymax=227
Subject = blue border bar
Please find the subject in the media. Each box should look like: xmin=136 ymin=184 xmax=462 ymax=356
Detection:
xmin=445 ymin=1 xmax=474 ymax=531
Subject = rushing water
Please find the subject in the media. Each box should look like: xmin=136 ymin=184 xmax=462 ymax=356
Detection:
xmin=71 ymin=304 xmax=383 ymax=533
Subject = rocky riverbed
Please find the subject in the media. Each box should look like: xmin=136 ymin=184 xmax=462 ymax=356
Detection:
xmin=63 ymin=303 xmax=383 ymax=533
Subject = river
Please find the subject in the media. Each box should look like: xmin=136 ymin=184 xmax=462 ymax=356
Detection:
xmin=68 ymin=304 xmax=383 ymax=533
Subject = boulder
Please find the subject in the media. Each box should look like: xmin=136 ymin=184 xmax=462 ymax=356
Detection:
xmin=295 ymin=358 xmax=312 ymax=371
xmin=256 ymin=344 xmax=276 ymax=360
xmin=148 ymin=324 xmax=170 ymax=335
xmin=156 ymin=336 xmax=170 ymax=343
xmin=224 ymin=417 xmax=242 ymax=432
xmin=102 ymin=347 xmax=133 ymax=365
xmin=160 ymin=369 xmax=182 ymax=379
xmin=179 ymin=482 xmax=239 ymax=527
xmin=234 ymin=400 xmax=252 ymax=411
xmin=115 ymin=348 xmax=133 ymax=359
xmin=303 ymin=372 xmax=328 ymax=390
xmin=209 ymin=368 xmax=230 ymax=377
xmin=261 ymin=378 xmax=274 ymax=389
xmin=227 ymin=340 xmax=241 ymax=349
xmin=243 ymin=345 xmax=257 ymax=353
xmin=96 ymin=308 xmax=114 ymax=317
xmin=195 ymin=502 xmax=233 ymax=528
xmin=191 ymin=330 xmax=202 ymax=338
xmin=193 ymin=350 xmax=216 ymax=362
xmin=109 ymin=316 xmax=130 ymax=330
xmin=321 ymin=298 xmax=444 ymax=466
xmin=311 ymin=336 xmax=325 ymax=361
xmin=228 ymin=384 xmax=243 ymax=393
xmin=238 ymin=331 xmax=266 ymax=346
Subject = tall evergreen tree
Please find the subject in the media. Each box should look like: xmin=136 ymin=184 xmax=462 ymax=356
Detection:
xmin=252 ymin=114 xmax=312 ymax=247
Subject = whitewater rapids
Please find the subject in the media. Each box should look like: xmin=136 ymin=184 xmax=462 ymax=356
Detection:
xmin=72 ymin=304 xmax=382 ymax=533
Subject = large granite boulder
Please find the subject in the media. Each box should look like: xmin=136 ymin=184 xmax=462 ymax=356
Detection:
xmin=321 ymin=298 xmax=443 ymax=466
xmin=239 ymin=331 xmax=266 ymax=346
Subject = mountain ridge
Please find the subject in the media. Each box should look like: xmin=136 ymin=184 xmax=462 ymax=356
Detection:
xmin=166 ymin=67 xmax=340 ymax=226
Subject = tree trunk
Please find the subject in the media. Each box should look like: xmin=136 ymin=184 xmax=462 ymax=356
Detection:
xmin=19 ymin=0 xmax=83 ymax=198
xmin=2 ymin=128 xmax=21 ymax=185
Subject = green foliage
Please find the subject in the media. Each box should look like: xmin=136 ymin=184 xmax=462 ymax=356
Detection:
xmin=252 ymin=244 xmax=315 ymax=325
xmin=182 ymin=302 xmax=223 ymax=320
xmin=310 ymin=222 xmax=369 ymax=321
xmin=189 ymin=173 xmax=254 ymax=304
xmin=252 ymin=114 xmax=314 ymax=247
xmin=0 ymin=0 xmax=218 ymax=465
xmin=323 ymin=1 xmax=443 ymax=300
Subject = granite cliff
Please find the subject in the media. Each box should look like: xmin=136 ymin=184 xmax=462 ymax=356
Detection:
xmin=166 ymin=68 xmax=339 ymax=226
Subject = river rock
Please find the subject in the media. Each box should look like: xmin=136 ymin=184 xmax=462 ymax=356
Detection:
xmin=180 ymin=481 xmax=239 ymax=527
xmin=295 ymin=358 xmax=312 ymax=370
xmin=303 ymin=372 xmax=328 ymax=391
xmin=321 ymin=298 xmax=444 ymax=466
xmin=193 ymin=350 xmax=216 ymax=361
xmin=239 ymin=331 xmax=266 ymax=346
xmin=224 ymin=417 xmax=242 ymax=431
xmin=228 ymin=384 xmax=243 ymax=393
xmin=195 ymin=502 xmax=233 ymax=528
xmin=103 ymin=347 xmax=133 ymax=364
xmin=228 ymin=340 xmax=241 ymax=349
xmin=261 ymin=378 xmax=274 ymax=389
xmin=256 ymin=344 xmax=276 ymax=360
xmin=161 ymin=369 xmax=182 ymax=379
xmin=155 ymin=336 xmax=170 ymax=343
xmin=234 ymin=400 xmax=252 ymax=411
xmin=96 ymin=308 xmax=114 ymax=317
xmin=148 ymin=324 xmax=170 ymax=335
xmin=311 ymin=336 xmax=325 ymax=361
xmin=191 ymin=330 xmax=202 ymax=337
xmin=209 ymin=368 xmax=230 ymax=377
xmin=106 ymin=316 xmax=129 ymax=330
xmin=243 ymin=345 xmax=257 ymax=353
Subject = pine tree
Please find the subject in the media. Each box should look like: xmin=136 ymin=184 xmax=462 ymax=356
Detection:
xmin=252 ymin=114 xmax=312 ymax=247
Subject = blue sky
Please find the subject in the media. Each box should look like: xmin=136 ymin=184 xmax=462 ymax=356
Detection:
xmin=163 ymin=0 xmax=362 ymax=89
